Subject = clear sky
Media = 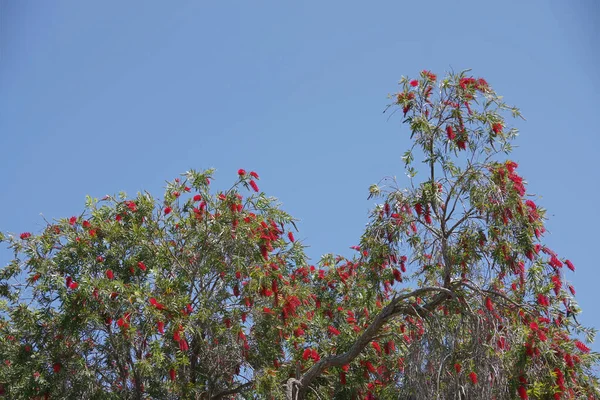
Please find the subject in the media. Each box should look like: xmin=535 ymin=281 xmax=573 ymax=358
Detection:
xmin=1 ymin=1 xmax=598 ymax=349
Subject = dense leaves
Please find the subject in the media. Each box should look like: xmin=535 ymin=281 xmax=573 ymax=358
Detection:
xmin=1 ymin=71 xmax=598 ymax=399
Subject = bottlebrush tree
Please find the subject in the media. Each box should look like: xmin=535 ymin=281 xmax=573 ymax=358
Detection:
xmin=0 ymin=71 xmax=598 ymax=400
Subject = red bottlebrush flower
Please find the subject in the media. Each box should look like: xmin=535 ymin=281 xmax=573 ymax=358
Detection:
xmin=173 ymin=329 xmax=181 ymax=342
xmin=446 ymin=125 xmax=456 ymax=140
xmin=20 ymin=232 xmax=31 ymax=240
xmin=164 ymin=206 xmax=172 ymax=215
xmin=69 ymin=216 xmax=77 ymax=225
xmin=537 ymin=293 xmax=550 ymax=307
xmin=340 ymin=371 xmax=346 ymax=385
xmin=138 ymin=261 xmax=147 ymax=271
xmin=422 ymin=70 xmax=437 ymax=81
xmin=575 ymin=340 xmax=591 ymax=353
xmin=424 ymin=213 xmax=432 ymax=224
xmin=414 ymin=203 xmax=423 ymax=216
xmin=69 ymin=281 xmax=78 ymax=290
xmin=551 ymin=275 xmax=562 ymax=295
xmin=365 ymin=361 xmax=376 ymax=373
xmin=82 ymin=220 xmax=91 ymax=228
xmin=106 ymin=269 xmax=114 ymax=280
xmin=492 ymin=122 xmax=503 ymax=134
xmin=457 ymin=140 xmax=466 ymax=150
xmin=250 ymin=171 xmax=259 ymax=179
xmin=311 ymin=349 xmax=320 ymax=361
xmin=410 ymin=79 xmax=419 ymax=87
xmin=53 ymin=363 xmax=61 ymax=373
xmin=537 ymin=330 xmax=547 ymax=342
xmin=469 ymin=372 xmax=478 ymax=384
xmin=260 ymin=246 xmax=269 ymax=260
xmin=263 ymin=307 xmax=274 ymax=314
xmin=328 ymin=326 xmax=341 ymax=336
xmin=157 ymin=321 xmax=165 ymax=334
xmin=288 ymin=231 xmax=295 ymax=242
xmin=193 ymin=194 xmax=201 ymax=202
xmin=371 ymin=341 xmax=382 ymax=353
xmin=529 ymin=322 xmax=539 ymax=331
xmin=518 ymin=385 xmax=529 ymax=399
xmin=568 ymin=285 xmax=575 ymax=295
xmin=237 ymin=169 xmax=246 ymax=176
xmin=169 ymin=368 xmax=176 ymax=381
xmin=179 ymin=339 xmax=189 ymax=351
xmin=249 ymin=180 xmax=259 ymax=192
xmin=485 ymin=297 xmax=494 ymax=312
xmin=565 ymin=259 xmax=575 ymax=271
xmin=564 ymin=353 xmax=574 ymax=368
xmin=149 ymin=298 xmax=165 ymax=310
xmin=302 ymin=348 xmax=311 ymax=360
xmin=392 ymin=268 xmax=402 ymax=282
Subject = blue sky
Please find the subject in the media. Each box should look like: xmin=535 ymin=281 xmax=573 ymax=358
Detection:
xmin=1 ymin=1 xmax=598 ymax=349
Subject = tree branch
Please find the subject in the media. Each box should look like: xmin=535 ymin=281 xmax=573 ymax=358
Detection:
xmin=294 ymin=286 xmax=455 ymax=397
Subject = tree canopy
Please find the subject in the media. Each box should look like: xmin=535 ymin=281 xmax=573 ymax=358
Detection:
xmin=1 ymin=70 xmax=598 ymax=399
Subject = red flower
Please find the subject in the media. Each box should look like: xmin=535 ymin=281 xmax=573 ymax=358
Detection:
xmin=518 ymin=385 xmax=529 ymax=399
xmin=410 ymin=80 xmax=419 ymax=87
xmin=164 ymin=206 xmax=172 ymax=215
xmin=20 ymin=232 xmax=31 ymax=240
xmin=249 ymin=180 xmax=259 ymax=192
xmin=485 ymin=297 xmax=494 ymax=311
xmin=302 ymin=348 xmax=311 ymax=360
xmin=193 ymin=194 xmax=202 ymax=202
xmin=138 ymin=261 xmax=147 ymax=271
xmin=69 ymin=216 xmax=77 ymax=226
xmin=263 ymin=307 xmax=274 ymax=314
xmin=238 ymin=169 xmax=246 ymax=176
xmin=288 ymin=231 xmax=295 ymax=242
xmin=365 ymin=361 xmax=376 ymax=373
xmin=422 ymin=70 xmax=437 ymax=81
xmin=565 ymin=259 xmax=575 ymax=271
xmin=106 ymin=269 xmax=114 ymax=280
xmin=169 ymin=368 xmax=176 ymax=381
xmin=575 ymin=340 xmax=590 ymax=353
xmin=250 ymin=171 xmax=259 ymax=179
xmin=446 ymin=125 xmax=456 ymax=140
xmin=157 ymin=321 xmax=165 ymax=334
xmin=371 ymin=341 xmax=382 ymax=353
xmin=179 ymin=339 xmax=189 ymax=351
xmin=328 ymin=326 xmax=340 ymax=336
xmin=414 ymin=203 xmax=423 ymax=216
xmin=454 ymin=363 xmax=462 ymax=373
xmin=492 ymin=122 xmax=503 ymax=134
xmin=52 ymin=363 xmax=61 ymax=373
xmin=311 ymin=349 xmax=320 ymax=361
xmin=149 ymin=298 xmax=165 ymax=310
xmin=392 ymin=268 xmax=402 ymax=282
xmin=537 ymin=293 xmax=550 ymax=307
xmin=469 ymin=371 xmax=478 ymax=384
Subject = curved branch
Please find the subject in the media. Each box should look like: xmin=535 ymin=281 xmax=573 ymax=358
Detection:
xmin=294 ymin=286 xmax=456 ymax=397
xmin=211 ymin=381 xmax=254 ymax=400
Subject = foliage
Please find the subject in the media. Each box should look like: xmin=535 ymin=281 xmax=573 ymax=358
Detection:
xmin=1 ymin=71 xmax=598 ymax=399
